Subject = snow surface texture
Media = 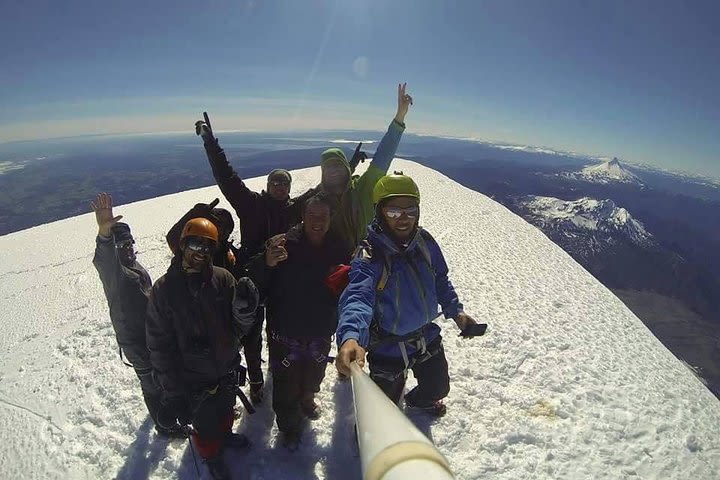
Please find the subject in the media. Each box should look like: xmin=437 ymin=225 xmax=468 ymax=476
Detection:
xmin=0 ymin=160 xmax=718 ymax=480
xmin=518 ymin=196 xmax=655 ymax=248
xmin=575 ymin=158 xmax=643 ymax=185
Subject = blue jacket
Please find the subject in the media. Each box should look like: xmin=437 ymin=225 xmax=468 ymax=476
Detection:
xmin=336 ymin=221 xmax=463 ymax=357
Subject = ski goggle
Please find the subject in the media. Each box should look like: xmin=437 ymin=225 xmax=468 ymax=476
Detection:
xmin=383 ymin=206 xmax=419 ymax=219
xmin=184 ymin=237 xmax=217 ymax=255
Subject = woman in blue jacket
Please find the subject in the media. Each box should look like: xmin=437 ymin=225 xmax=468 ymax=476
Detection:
xmin=335 ymin=173 xmax=479 ymax=416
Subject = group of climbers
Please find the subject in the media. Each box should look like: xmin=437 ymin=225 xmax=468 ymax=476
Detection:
xmin=91 ymin=83 xmax=482 ymax=478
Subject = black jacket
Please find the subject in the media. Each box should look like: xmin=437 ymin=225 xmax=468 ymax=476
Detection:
xmin=146 ymin=261 xmax=258 ymax=398
xmin=203 ymin=138 xmax=318 ymax=257
xmin=93 ymin=234 xmax=152 ymax=347
xmin=247 ymin=225 xmax=349 ymax=338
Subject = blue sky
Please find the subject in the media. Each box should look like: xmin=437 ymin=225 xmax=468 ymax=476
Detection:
xmin=1 ymin=0 xmax=718 ymax=177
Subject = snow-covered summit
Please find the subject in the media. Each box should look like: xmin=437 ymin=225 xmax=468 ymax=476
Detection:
xmin=518 ymin=195 xmax=655 ymax=248
xmin=0 ymin=160 xmax=718 ymax=479
xmin=575 ymin=157 xmax=643 ymax=185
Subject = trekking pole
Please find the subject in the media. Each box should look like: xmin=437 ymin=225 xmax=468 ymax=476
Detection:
xmin=181 ymin=425 xmax=202 ymax=479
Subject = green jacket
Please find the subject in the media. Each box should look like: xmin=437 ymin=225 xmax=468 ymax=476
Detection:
xmin=322 ymin=119 xmax=406 ymax=255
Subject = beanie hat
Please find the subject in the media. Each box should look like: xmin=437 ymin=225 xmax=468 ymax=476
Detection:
xmin=267 ymin=169 xmax=292 ymax=183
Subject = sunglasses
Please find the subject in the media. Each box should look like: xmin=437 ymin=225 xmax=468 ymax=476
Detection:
xmin=185 ymin=237 xmax=217 ymax=255
xmin=383 ymin=206 xmax=419 ymax=219
xmin=270 ymin=180 xmax=290 ymax=187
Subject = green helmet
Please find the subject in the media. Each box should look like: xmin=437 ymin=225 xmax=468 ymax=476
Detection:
xmin=372 ymin=171 xmax=420 ymax=205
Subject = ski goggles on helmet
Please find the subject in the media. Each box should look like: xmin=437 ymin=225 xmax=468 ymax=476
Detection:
xmin=383 ymin=206 xmax=419 ymax=219
xmin=184 ymin=237 xmax=217 ymax=255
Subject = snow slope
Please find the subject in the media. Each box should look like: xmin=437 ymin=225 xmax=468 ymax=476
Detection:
xmin=0 ymin=160 xmax=719 ymax=480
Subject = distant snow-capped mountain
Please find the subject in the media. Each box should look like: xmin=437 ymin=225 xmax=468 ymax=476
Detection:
xmin=573 ymin=157 xmax=643 ymax=185
xmin=517 ymin=195 xmax=655 ymax=254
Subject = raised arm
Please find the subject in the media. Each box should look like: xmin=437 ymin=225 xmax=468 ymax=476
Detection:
xmin=91 ymin=193 xmax=124 ymax=288
xmin=195 ymin=113 xmax=260 ymax=218
xmin=355 ymin=83 xmax=413 ymax=197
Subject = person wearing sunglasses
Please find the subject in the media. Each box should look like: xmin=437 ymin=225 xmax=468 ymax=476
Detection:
xmin=318 ymin=82 xmax=414 ymax=257
xmin=91 ymin=193 xmax=182 ymax=438
xmin=335 ymin=173 xmax=479 ymax=417
xmin=165 ymin=200 xmax=268 ymax=404
xmin=146 ymin=217 xmax=260 ymax=479
xmin=245 ymin=193 xmax=349 ymax=450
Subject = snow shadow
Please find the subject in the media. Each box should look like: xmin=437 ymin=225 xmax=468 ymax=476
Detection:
xmin=115 ymin=417 xmax=172 ymax=480
xmin=217 ymin=371 xmax=362 ymax=479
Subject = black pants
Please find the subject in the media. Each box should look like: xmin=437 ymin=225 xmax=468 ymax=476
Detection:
xmin=241 ymin=306 xmax=265 ymax=385
xmin=121 ymin=342 xmax=163 ymax=425
xmin=368 ymin=336 xmax=450 ymax=406
xmin=268 ymin=336 xmax=331 ymax=433
xmin=188 ymin=383 xmax=237 ymax=459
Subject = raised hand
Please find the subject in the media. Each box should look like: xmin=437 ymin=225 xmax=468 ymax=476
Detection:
xmin=195 ymin=112 xmax=215 ymax=142
xmin=349 ymin=142 xmax=368 ymax=172
xmin=90 ymin=192 xmax=123 ymax=237
xmin=394 ymin=82 xmax=413 ymax=125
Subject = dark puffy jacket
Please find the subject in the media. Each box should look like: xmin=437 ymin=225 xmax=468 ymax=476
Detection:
xmin=146 ymin=262 xmax=258 ymax=398
xmin=93 ymin=234 xmax=152 ymax=347
xmin=203 ymin=139 xmax=318 ymax=257
xmin=246 ymin=225 xmax=349 ymax=338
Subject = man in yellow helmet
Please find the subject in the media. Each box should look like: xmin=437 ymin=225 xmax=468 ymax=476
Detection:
xmin=146 ymin=218 xmax=259 ymax=479
xmin=335 ymin=173 xmax=481 ymax=417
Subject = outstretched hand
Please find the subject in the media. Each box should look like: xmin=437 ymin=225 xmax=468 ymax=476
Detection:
xmin=335 ymin=339 xmax=366 ymax=377
xmin=394 ymin=82 xmax=413 ymax=125
xmin=454 ymin=312 xmax=477 ymax=331
xmin=90 ymin=193 xmax=123 ymax=237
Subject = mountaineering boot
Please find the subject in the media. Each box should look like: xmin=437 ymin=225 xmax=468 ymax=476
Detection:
xmin=205 ymin=455 xmax=230 ymax=480
xmin=300 ymin=394 xmax=320 ymax=420
xmin=249 ymin=381 xmax=264 ymax=404
xmin=224 ymin=432 xmax=251 ymax=450
xmin=154 ymin=424 xmax=188 ymax=440
xmin=281 ymin=429 xmax=302 ymax=451
xmin=405 ymin=398 xmax=447 ymax=418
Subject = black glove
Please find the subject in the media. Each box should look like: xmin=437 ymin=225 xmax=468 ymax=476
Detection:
xmin=188 ymin=198 xmax=220 ymax=219
xmin=234 ymin=277 xmax=260 ymax=315
xmin=349 ymin=142 xmax=368 ymax=173
xmin=157 ymin=396 xmax=191 ymax=430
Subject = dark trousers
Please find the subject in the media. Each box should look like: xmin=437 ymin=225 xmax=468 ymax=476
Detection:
xmin=368 ymin=336 xmax=450 ymax=406
xmin=241 ymin=306 xmax=265 ymax=385
xmin=188 ymin=383 xmax=237 ymax=459
xmin=121 ymin=342 xmax=163 ymax=425
xmin=268 ymin=336 xmax=331 ymax=433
